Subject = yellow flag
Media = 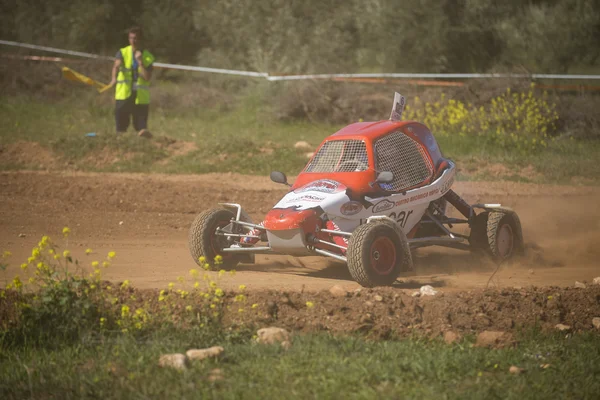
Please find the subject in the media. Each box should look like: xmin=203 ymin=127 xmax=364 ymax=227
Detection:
xmin=61 ymin=66 xmax=111 ymax=93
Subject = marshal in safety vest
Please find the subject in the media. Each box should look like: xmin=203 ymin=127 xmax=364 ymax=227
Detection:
xmin=115 ymin=46 xmax=155 ymax=105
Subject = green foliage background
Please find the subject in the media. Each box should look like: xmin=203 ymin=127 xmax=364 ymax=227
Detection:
xmin=1 ymin=0 xmax=599 ymax=74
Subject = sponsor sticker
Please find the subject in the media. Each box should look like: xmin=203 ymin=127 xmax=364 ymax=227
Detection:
xmin=295 ymin=179 xmax=343 ymax=194
xmin=340 ymin=201 xmax=363 ymax=216
xmin=285 ymin=194 xmax=325 ymax=203
xmin=372 ymin=199 xmax=395 ymax=213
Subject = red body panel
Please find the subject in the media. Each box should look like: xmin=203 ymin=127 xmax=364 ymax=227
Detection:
xmin=263 ymin=208 xmax=320 ymax=232
xmin=291 ymin=120 xmax=441 ymax=195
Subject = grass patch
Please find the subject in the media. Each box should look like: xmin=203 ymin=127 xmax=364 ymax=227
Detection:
xmin=1 ymin=93 xmax=598 ymax=184
xmin=1 ymin=331 xmax=599 ymax=399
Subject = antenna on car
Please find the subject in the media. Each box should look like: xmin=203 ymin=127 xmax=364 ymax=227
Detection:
xmin=389 ymin=92 xmax=406 ymax=121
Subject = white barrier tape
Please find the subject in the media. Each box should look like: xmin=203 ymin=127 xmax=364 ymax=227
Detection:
xmin=266 ymin=72 xmax=600 ymax=81
xmin=0 ymin=39 xmax=113 ymax=60
xmin=2 ymin=39 xmax=600 ymax=80
xmin=153 ymin=62 xmax=268 ymax=78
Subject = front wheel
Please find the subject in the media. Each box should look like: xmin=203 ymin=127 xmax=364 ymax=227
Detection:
xmin=347 ymin=221 xmax=412 ymax=287
xmin=188 ymin=208 xmax=240 ymax=270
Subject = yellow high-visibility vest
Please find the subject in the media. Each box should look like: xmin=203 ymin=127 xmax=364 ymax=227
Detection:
xmin=115 ymin=45 xmax=155 ymax=104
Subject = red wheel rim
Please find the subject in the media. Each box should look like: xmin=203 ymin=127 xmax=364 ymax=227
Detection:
xmin=370 ymin=237 xmax=397 ymax=275
xmin=497 ymin=223 xmax=514 ymax=258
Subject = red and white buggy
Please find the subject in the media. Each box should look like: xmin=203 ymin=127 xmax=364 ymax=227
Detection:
xmin=188 ymin=93 xmax=524 ymax=287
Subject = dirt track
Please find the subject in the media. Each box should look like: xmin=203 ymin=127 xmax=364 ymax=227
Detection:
xmin=1 ymin=171 xmax=599 ymax=293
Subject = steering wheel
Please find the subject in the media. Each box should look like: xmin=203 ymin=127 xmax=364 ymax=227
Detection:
xmin=338 ymin=159 xmax=368 ymax=171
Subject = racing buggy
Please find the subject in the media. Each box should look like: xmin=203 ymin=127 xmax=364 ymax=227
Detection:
xmin=188 ymin=93 xmax=524 ymax=287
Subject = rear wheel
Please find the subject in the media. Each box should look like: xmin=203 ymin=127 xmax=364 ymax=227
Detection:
xmin=347 ymin=221 xmax=412 ymax=287
xmin=188 ymin=208 xmax=240 ymax=270
xmin=469 ymin=210 xmax=524 ymax=261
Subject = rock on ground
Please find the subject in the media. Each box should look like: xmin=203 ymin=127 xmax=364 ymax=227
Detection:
xmin=475 ymin=331 xmax=515 ymax=349
xmin=158 ymin=354 xmax=187 ymax=370
xmin=509 ymin=366 xmax=525 ymax=374
xmin=207 ymin=368 xmax=224 ymax=382
xmin=443 ymin=331 xmax=461 ymax=344
xmin=574 ymin=281 xmax=587 ymax=289
xmin=420 ymin=285 xmax=438 ymax=296
xmin=555 ymin=324 xmax=571 ymax=332
xmin=329 ymin=285 xmax=347 ymax=298
xmin=257 ymin=327 xmax=291 ymax=347
xmin=186 ymin=346 xmax=224 ymax=361
xmin=592 ymin=318 xmax=600 ymax=330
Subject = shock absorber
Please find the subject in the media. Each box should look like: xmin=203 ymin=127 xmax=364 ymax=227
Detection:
xmin=443 ymin=189 xmax=473 ymax=219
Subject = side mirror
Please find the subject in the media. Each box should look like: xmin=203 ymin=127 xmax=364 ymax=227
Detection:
xmin=375 ymin=171 xmax=393 ymax=183
xmin=270 ymin=171 xmax=291 ymax=186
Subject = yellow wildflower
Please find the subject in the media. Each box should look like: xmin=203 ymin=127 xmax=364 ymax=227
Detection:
xmin=306 ymin=301 xmax=314 ymax=309
xmin=198 ymin=256 xmax=206 ymax=263
xmin=62 ymin=227 xmax=71 ymax=237
xmin=63 ymin=250 xmax=71 ymax=258
xmin=215 ymin=288 xmax=224 ymax=297
xmin=107 ymin=251 xmax=116 ymax=259
xmin=189 ymin=269 xmax=199 ymax=279
xmin=251 ymin=303 xmax=258 ymax=309
xmin=91 ymin=261 xmax=99 ymax=268
xmin=121 ymin=280 xmax=130 ymax=289
xmin=235 ymin=294 xmax=246 ymax=302
xmin=2 ymin=250 xmax=12 ymax=258
xmin=85 ymin=248 xmax=93 ymax=255
xmin=185 ymin=305 xmax=193 ymax=312
xmin=20 ymin=263 xmax=28 ymax=270
xmin=168 ymin=282 xmax=174 ymax=290
xmin=121 ymin=305 xmax=130 ymax=317
xmin=102 ymin=261 xmax=110 ymax=268
xmin=12 ymin=276 xmax=23 ymax=290
xmin=238 ymin=284 xmax=246 ymax=291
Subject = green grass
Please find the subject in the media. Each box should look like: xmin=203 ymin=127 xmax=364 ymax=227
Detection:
xmin=1 ymin=330 xmax=599 ymax=399
xmin=1 ymin=92 xmax=599 ymax=184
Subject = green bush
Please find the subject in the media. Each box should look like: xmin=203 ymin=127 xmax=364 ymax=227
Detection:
xmin=0 ymin=229 xmax=256 ymax=348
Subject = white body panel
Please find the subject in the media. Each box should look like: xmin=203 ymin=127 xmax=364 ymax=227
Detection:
xmin=271 ymin=163 xmax=456 ymax=235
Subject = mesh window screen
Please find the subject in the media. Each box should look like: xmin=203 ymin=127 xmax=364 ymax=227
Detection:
xmin=374 ymin=131 xmax=433 ymax=191
xmin=305 ymin=140 xmax=368 ymax=173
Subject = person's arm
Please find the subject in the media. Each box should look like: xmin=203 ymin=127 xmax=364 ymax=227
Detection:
xmin=110 ymin=58 xmax=121 ymax=86
xmin=135 ymin=50 xmax=152 ymax=81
